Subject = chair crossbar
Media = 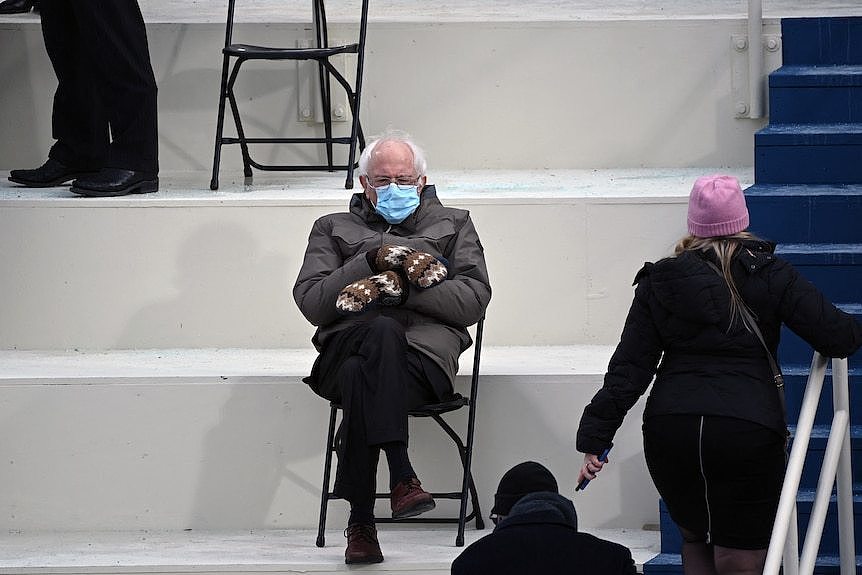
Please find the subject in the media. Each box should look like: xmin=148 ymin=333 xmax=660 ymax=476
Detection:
xmin=222 ymin=137 xmax=354 ymax=145
xmin=250 ymin=162 xmax=359 ymax=172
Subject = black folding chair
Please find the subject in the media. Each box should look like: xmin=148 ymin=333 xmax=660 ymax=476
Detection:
xmin=316 ymin=318 xmax=486 ymax=547
xmin=210 ymin=0 xmax=369 ymax=190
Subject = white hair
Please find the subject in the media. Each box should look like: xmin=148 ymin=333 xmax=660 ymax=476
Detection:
xmin=356 ymin=129 xmax=427 ymax=178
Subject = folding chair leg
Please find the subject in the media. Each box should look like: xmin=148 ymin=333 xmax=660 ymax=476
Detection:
xmin=456 ymin=458 xmax=483 ymax=546
xmin=318 ymin=62 xmax=334 ymax=171
xmin=344 ymin=92 xmax=359 ymax=189
xmin=344 ymin=2 xmax=367 ymax=189
xmin=210 ymin=54 xmax=231 ymax=190
xmin=226 ymin=61 xmax=254 ymax=181
xmin=316 ymin=405 xmax=339 ymax=547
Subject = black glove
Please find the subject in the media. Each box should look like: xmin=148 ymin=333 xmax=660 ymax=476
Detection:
xmin=336 ymin=271 xmax=406 ymax=314
xmin=368 ymin=244 xmax=448 ymax=288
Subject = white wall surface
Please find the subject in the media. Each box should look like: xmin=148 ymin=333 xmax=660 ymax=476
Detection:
xmin=0 ymin=189 xmax=691 ymax=350
xmin=0 ymin=18 xmax=777 ymax=171
xmin=0 ymin=369 xmax=656 ymax=532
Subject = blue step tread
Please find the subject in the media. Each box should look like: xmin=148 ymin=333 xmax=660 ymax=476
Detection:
xmin=771 ymin=65 xmax=862 ymax=87
xmin=795 ymin=485 xmax=862 ymax=503
xmin=789 ymin=424 xmax=862 ymax=438
xmin=775 ymin=244 xmax=862 ymax=264
xmin=781 ymin=366 xmax=862 ymax=377
xmin=756 ymin=124 xmax=862 ymax=145
xmin=746 ymin=184 xmax=862 ymax=197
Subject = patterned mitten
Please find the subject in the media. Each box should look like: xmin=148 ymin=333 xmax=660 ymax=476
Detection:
xmin=373 ymin=244 xmax=448 ymax=288
xmin=336 ymin=271 xmax=405 ymax=314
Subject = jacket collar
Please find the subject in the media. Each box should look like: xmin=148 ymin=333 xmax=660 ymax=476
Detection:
xmin=695 ymin=238 xmax=777 ymax=274
xmin=495 ymin=492 xmax=578 ymax=532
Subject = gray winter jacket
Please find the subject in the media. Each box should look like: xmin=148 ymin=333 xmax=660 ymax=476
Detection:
xmin=293 ymin=185 xmax=491 ymax=383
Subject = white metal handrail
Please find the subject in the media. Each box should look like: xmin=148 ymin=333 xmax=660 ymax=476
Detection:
xmin=764 ymin=353 xmax=855 ymax=575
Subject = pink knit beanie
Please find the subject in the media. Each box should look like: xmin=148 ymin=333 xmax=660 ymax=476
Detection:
xmin=687 ymin=175 xmax=749 ymax=237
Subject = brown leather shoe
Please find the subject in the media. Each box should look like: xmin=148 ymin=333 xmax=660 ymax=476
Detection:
xmin=390 ymin=477 xmax=436 ymax=519
xmin=344 ymin=523 xmax=383 ymax=564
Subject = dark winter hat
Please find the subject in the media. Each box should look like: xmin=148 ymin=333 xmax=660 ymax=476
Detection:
xmin=491 ymin=461 xmax=559 ymax=517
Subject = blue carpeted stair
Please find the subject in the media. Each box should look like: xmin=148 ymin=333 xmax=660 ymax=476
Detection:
xmin=644 ymin=16 xmax=862 ymax=574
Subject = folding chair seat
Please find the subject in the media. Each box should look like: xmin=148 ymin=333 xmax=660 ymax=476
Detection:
xmin=316 ymin=318 xmax=486 ymax=547
xmin=210 ymin=0 xmax=369 ymax=190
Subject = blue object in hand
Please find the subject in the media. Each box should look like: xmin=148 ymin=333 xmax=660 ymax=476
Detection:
xmin=576 ymin=447 xmax=611 ymax=491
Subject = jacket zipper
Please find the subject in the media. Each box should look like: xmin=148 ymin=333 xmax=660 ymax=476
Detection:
xmin=698 ymin=415 xmax=713 ymax=544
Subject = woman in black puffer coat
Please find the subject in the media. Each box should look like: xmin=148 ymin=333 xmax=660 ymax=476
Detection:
xmin=575 ymin=175 xmax=862 ymax=575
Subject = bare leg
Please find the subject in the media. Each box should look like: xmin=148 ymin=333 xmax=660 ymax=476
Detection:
xmin=682 ymin=542 xmax=717 ymax=575
xmin=680 ymin=527 xmax=717 ymax=575
xmin=713 ymin=546 xmax=767 ymax=575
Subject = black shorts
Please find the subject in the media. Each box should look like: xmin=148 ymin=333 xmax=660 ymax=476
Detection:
xmin=643 ymin=414 xmax=786 ymax=550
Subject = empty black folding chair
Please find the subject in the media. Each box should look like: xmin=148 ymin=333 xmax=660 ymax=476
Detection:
xmin=210 ymin=0 xmax=369 ymax=190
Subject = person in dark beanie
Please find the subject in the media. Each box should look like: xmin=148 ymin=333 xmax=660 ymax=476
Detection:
xmin=489 ymin=461 xmax=558 ymax=524
xmin=576 ymin=175 xmax=862 ymax=575
xmin=451 ymin=461 xmax=636 ymax=575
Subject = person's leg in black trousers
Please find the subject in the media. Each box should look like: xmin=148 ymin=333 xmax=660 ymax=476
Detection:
xmin=8 ymin=0 xmax=105 ymax=187
xmin=314 ymin=316 xmax=450 ymax=563
xmin=42 ymin=0 xmax=109 ymax=170
xmin=68 ymin=0 xmax=158 ymax=174
xmin=66 ymin=0 xmax=159 ymax=197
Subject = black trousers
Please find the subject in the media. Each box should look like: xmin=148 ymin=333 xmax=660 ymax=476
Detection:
xmin=309 ymin=316 xmax=452 ymax=503
xmin=39 ymin=0 xmax=158 ymax=173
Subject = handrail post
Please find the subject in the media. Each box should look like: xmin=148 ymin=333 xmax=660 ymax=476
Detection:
xmin=783 ymin=507 xmax=800 ymax=575
xmin=764 ymin=353 xmax=829 ymax=575
xmin=799 ymin=410 xmax=849 ymax=573
xmin=831 ymin=358 xmax=855 ymax=575
xmin=747 ymin=0 xmax=764 ymax=118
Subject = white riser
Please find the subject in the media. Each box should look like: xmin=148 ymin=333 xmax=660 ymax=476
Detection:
xmin=0 ymin=169 xmax=727 ymax=350
xmin=0 ymin=17 xmax=777 ymax=172
xmin=0 ymin=347 xmax=658 ymax=534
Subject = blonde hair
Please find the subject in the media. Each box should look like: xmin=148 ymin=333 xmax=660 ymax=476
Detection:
xmin=674 ymin=231 xmax=758 ymax=330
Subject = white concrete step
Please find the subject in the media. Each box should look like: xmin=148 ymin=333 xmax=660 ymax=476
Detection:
xmin=0 ymin=168 xmax=752 ymax=350
xmin=0 ymin=346 xmax=659 ymax=535
xmin=0 ymin=527 xmax=660 ymax=575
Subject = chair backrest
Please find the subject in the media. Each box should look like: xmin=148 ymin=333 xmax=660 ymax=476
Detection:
xmin=221 ymin=0 xmax=370 ymax=51
xmin=468 ymin=317 xmax=485 ymax=402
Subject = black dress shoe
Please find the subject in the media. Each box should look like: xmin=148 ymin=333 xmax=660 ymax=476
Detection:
xmin=8 ymin=158 xmax=99 ymax=188
xmin=70 ymin=168 xmax=159 ymax=197
xmin=0 ymin=0 xmax=36 ymax=14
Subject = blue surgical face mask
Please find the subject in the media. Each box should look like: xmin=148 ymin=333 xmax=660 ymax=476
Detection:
xmin=373 ymin=183 xmax=420 ymax=224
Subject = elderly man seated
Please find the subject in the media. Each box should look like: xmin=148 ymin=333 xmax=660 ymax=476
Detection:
xmin=293 ymin=130 xmax=491 ymax=564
